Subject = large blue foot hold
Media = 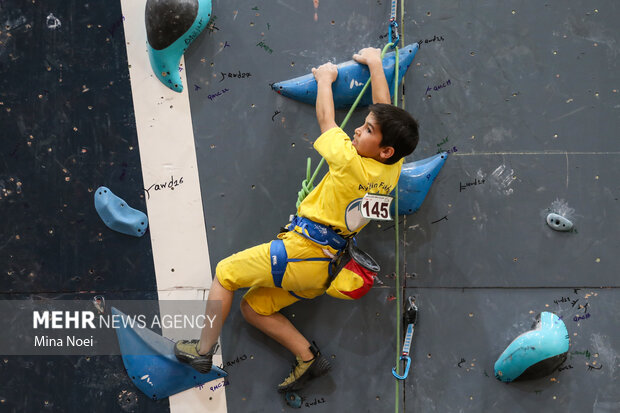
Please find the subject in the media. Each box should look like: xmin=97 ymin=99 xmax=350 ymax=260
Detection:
xmin=272 ymin=43 xmax=419 ymax=109
xmin=94 ymin=186 xmax=148 ymax=237
xmin=395 ymin=152 xmax=447 ymax=215
xmin=112 ymin=307 xmax=227 ymax=400
xmin=494 ymin=312 xmax=569 ymax=383
xmin=145 ymin=0 xmax=212 ymax=92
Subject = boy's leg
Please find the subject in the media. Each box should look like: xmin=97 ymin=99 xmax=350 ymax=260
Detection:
xmin=240 ymin=288 xmax=331 ymax=392
xmin=240 ymin=298 xmax=313 ymax=360
xmin=198 ymin=276 xmax=232 ymax=354
xmin=174 ymin=276 xmax=233 ymax=373
xmin=175 ymin=240 xmax=274 ymax=373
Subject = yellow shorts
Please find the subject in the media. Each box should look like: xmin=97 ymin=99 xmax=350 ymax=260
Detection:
xmin=215 ymin=231 xmax=336 ymax=315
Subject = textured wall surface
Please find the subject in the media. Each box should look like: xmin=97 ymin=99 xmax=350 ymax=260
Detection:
xmin=186 ymin=0 xmax=619 ymax=411
xmin=0 ymin=1 xmax=167 ymax=412
xmin=1 ymin=0 xmax=618 ymax=412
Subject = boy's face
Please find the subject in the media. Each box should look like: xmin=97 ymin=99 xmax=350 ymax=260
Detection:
xmin=352 ymin=113 xmax=394 ymax=162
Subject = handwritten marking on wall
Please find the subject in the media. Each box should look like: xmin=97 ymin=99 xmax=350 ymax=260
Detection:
xmin=431 ymin=216 xmax=448 ymax=224
xmin=219 ymin=71 xmax=252 ymax=82
xmin=305 ymin=398 xmax=326 ymax=408
xmin=272 ymin=111 xmax=281 ymax=121
xmin=144 ymin=176 xmax=184 ymax=199
xmin=425 ymin=79 xmax=451 ymax=95
xmin=573 ymin=313 xmax=590 ymax=322
xmin=214 ymin=354 xmax=252 ymax=370
xmin=209 ymin=379 xmax=230 ymax=392
xmin=436 ymin=136 xmax=449 ymax=148
xmin=208 ymin=88 xmax=230 ymax=101
xmin=586 ymin=363 xmax=602 ymax=371
xmin=257 ymin=41 xmax=273 ymax=54
xmin=416 ymin=35 xmax=445 ymax=48
xmin=571 ymin=350 xmax=591 ymax=359
xmin=207 ymin=15 xmax=219 ymax=33
xmin=438 ymin=146 xmax=458 ymax=155
xmin=459 ymin=178 xmax=486 ymax=192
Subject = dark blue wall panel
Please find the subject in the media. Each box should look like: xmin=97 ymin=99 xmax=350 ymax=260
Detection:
xmin=0 ymin=1 xmax=166 ymax=411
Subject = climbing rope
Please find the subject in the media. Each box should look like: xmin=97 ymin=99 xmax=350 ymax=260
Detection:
xmin=294 ymin=3 xmax=407 ymax=411
xmin=390 ymin=1 xmax=403 ymax=412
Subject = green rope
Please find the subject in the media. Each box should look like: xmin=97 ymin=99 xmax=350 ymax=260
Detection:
xmin=395 ymin=0 xmax=405 ymax=410
xmin=393 ymin=44 xmax=401 ymax=413
xmin=296 ymin=43 xmax=395 ymax=208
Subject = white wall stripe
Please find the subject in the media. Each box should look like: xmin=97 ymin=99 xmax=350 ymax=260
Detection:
xmin=120 ymin=1 xmax=227 ymax=411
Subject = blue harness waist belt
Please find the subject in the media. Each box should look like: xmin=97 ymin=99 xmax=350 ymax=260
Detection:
xmin=270 ymin=216 xmax=347 ymax=300
xmin=287 ymin=215 xmax=347 ymax=250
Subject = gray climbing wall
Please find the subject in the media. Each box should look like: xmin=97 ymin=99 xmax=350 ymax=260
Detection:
xmin=185 ymin=0 xmax=620 ymax=411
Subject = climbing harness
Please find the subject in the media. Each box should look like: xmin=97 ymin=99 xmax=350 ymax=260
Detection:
xmin=287 ymin=215 xmax=348 ymax=250
xmin=271 ymin=217 xmax=381 ymax=301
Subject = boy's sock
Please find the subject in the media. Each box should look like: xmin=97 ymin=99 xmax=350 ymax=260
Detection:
xmin=174 ymin=339 xmax=218 ymax=374
xmin=277 ymin=342 xmax=331 ymax=392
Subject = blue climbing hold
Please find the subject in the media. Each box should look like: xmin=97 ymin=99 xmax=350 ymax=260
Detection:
xmin=112 ymin=307 xmax=227 ymax=400
xmin=284 ymin=392 xmax=303 ymax=408
xmin=272 ymin=43 xmax=419 ymax=109
xmin=395 ymin=152 xmax=447 ymax=215
xmin=94 ymin=186 xmax=148 ymax=237
xmin=145 ymin=0 xmax=212 ymax=92
xmin=494 ymin=312 xmax=569 ymax=383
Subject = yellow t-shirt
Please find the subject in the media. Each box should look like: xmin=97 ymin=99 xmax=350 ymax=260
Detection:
xmin=297 ymin=127 xmax=403 ymax=236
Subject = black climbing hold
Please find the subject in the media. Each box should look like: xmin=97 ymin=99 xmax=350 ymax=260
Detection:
xmin=145 ymin=0 xmax=199 ymax=51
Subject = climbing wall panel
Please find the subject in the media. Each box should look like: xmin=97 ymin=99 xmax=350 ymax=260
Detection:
xmin=184 ymin=0 xmax=619 ymax=411
xmin=0 ymin=1 xmax=167 ymax=411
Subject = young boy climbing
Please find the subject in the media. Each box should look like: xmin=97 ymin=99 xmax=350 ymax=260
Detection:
xmin=174 ymin=47 xmax=419 ymax=392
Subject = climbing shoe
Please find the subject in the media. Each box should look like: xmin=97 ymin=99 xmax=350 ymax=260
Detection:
xmin=277 ymin=342 xmax=331 ymax=392
xmin=174 ymin=339 xmax=218 ymax=374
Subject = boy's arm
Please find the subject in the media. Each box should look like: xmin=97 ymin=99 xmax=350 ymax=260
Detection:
xmin=353 ymin=48 xmax=391 ymax=104
xmin=312 ymin=63 xmax=339 ymax=134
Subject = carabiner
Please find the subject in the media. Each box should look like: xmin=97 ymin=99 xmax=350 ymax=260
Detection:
xmin=392 ymin=355 xmax=411 ymax=380
xmin=388 ymin=20 xmax=400 ymax=48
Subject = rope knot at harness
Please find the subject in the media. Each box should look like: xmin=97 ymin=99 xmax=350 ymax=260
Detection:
xmin=296 ymin=179 xmax=314 ymax=208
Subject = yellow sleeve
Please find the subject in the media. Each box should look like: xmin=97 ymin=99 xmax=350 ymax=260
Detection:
xmin=313 ymin=127 xmax=358 ymax=170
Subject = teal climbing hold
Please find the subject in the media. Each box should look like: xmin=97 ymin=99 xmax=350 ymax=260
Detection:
xmin=272 ymin=43 xmax=419 ymax=109
xmin=145 ymin=0 xmax=212 ymax=92
xmin=394 ymin=152 xmax=447 ymax=215
xmin=94 ymin=186 xmax=148 ymax=237
xmin=285 ymin=391 xmax=303 ymax=408
xmin=112 ymin=307 xmax=227 ymax=400
xmin=494 ymin=312 xmax=569 ymax=383
xmin=546 ymin=213 xmax=573 ymax=232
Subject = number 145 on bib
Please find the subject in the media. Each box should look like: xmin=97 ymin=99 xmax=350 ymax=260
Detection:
xmin=360 ymin=193 xmax=393 ymax=221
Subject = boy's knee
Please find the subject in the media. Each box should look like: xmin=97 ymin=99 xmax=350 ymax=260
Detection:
xmin=240 ymin=298 xmax=257 ymax=320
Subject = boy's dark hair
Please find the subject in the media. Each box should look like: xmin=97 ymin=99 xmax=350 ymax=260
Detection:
xmin=369 ymin=103 xmax=419 ymax=164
